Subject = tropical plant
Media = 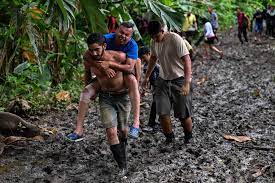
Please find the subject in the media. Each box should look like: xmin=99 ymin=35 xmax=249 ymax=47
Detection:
xmin=0 ymin=0 xmax=270 ymax=111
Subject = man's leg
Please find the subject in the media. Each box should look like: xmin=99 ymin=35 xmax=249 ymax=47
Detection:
xmin=160 ymin=114 xmax=175 ymax=143
xmin=210 ymin=45 xmax=223 ymax=58
xmin=171 ymin=77 xmax=193 ymax=144
xmin=123 ymin=74 xmax=140 ymax=137
xmin=243 ymin=27 xmax=248 ymax=42
xmin=74 ymin=81 xmax=100 ymax=136
xmin=107 ymin=127 xmax=127 ymax=175
xmin=148 ymin=98 xmax=157 ymax=127
xmin=238 ymin=27 xmax=243 ymax=44
xmin=180 ymin=117 xmax=193 ymax=143
xmin=214 ymin=29 xmax=219 ymax=42
xmin=203 ymin=43 xmax=210 ymax=59
xmin=154 ymin=78 xmax=173 ymax=143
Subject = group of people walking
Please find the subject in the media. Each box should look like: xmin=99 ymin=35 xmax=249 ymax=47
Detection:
xmin=66 ymin=20 xmax=193 ymax=177
xmin=65 ymin=5 xmax=274 ymax=178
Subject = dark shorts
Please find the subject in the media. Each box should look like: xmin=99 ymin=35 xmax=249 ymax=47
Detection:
xmin=154 ymin=77 xmax=193 ymax=119
xmin=205 ymin=37 xmax=215 ymax=44
xmin=99 ymin=92 xmax=131 ymax=129
xmin=185 ymin=30 xmax=197 ymax=38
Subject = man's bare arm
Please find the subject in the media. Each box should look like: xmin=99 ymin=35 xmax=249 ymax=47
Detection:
xmin=181 ymin=54 xmax=192 ymax=96
xmin=135 ymin=58 xmax=142 ymax=84
xmin=108 ymin=57 xmax=136 ymax=73
xmin=84 ymin=62 xmax=93 ymax=86
xmin=142 ymin=55 xmax=157 ymax=89
xmin=183 ymin=54 xmax=192 ymax=83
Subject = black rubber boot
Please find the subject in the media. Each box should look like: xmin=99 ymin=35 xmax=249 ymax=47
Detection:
xmin=164 ymin=132 xmax=175 ymax=144
xmin=110 ymin=143 xmax=127 ymax=177
xmin=119 ymin=138 xmax=127 ymax=177
xmin=184 ymin=132 xmax=193 ymax=144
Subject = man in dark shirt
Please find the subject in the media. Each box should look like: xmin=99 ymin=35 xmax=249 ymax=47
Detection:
xmin=252 ymin=8 xmax=264 ymax=41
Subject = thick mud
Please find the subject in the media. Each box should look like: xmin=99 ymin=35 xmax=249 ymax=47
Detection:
xmin=1 ymin=32 xmax=274 ymax=183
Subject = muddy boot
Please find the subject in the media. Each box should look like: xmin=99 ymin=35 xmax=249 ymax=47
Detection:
xmin=119 ymin=138 xmax=127 ymax=176
xmin=164 ymin=132 xmax=175 ymax=144
xmin=184 ymin=132 xmax=193 ymax=144
xmin=110 ymin=144 xmax=127 ymax=177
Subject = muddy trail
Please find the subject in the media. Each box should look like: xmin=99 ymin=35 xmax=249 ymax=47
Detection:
xmin=1 ymin=31 xmax=275 ymax=183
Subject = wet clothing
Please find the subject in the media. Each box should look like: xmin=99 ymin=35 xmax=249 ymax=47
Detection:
xmin=150 ymin=32 xmax=192 ymax=119
xmin=154 ymin=77 xmax=193 ymax=119
xmin=104 ymin=33 xmax=138 ymax=60
xmin=99 ymin=92 xmax=131 ymax=129
xmin=151 ymin=32 xmax=189 ymax=80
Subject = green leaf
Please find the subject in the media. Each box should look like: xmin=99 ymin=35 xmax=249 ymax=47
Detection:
xmin=56 ymin=0 xmax=68 ymax=22
xmin=13 ymin=61 xmax=30 ymax=74
xmin=79 ymin=0 xmax=108 ymax=33
xmin=26 ymin=25 xmax=42 ymax=74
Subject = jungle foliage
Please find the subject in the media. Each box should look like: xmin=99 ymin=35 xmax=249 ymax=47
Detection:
xmin=0 ymin=0 xmax=272 ymax=112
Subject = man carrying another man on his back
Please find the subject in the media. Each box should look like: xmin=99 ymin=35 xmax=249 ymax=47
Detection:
xmin=78 ymin=33 xmax=133 ymax=176
xmin=67 ymin=22 xmax=141 ymax=141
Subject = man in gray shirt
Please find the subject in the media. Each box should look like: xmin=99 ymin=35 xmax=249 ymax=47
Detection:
xmin=142 ymin=21 xmax=193 ymax=144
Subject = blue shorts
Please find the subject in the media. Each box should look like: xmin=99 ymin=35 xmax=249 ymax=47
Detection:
xmin=254 ymin=22 xmax=263 ymax=33
xmin=99 ymin=92 xmax=131 ymax=129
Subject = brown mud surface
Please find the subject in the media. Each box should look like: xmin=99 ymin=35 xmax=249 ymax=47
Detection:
xmin=1 ymin=31 xmax=275 ymax=183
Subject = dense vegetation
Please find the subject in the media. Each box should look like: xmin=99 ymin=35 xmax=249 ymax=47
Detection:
xmin=0 ymin=0 xmax=272 ymax=112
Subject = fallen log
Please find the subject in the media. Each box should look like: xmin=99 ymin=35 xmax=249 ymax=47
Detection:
xmin=0 ymin=112 xmax=41 ymax=136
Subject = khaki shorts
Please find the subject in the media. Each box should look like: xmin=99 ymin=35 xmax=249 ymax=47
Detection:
xmin=154 ymin=77 xmax=193 ymax=119
xmin=99 ymin=92 xmax=131 ymax=129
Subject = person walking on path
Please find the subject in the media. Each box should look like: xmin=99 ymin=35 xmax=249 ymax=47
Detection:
xmin=269 ymin=5 xmax=275 ymax=39
xmin=208 ymin=7 xmax=219 ymax=43
xmin=67 ymin=22 xmax=141 ymax=141
xmin=202 ymin=18 xmax=223 ymax=60
xmin=182 ymin=11 xmax=198 ymax=45
xmin=236 ymin=8 xmax=251 ymax=44
xmin=143 ymin=20 xmax=193 ymax=144
xmin=265 ymin=5 xmax=273 ymax=38
xmin=78 ymin=33 xmax=131 ymax=176
xmin=252 ymin=8 xmax=264 ymax=42
xmin=139 ymin=46 xmax=160 ymax=131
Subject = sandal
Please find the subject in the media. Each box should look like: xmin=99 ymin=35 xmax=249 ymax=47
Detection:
xmin=66 ymin=132 xmax=83 ymax=142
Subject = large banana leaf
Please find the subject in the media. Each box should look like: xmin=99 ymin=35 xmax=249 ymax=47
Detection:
xmin=144 ymin=0 xmax=181 ymax=31
xmin=45 ymin=0 xmax=76 ymax=32
xmin=79 ymin=0 xmax=108 ymax=33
